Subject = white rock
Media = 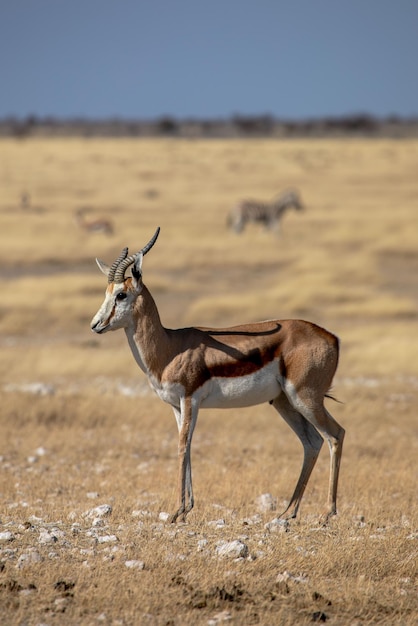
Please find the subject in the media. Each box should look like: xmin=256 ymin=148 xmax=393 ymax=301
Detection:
xmin=242 ymin=515 xmax=262 ymax=526
xmin=80 ymin=548 xmax=95 ymax=556
xmin=0 ymin=531 xmax=15 ymax=542
xmin=208 ymin=610 xmax=232 ymax=624
xmin=132 ymin=509 xmax=152 ymax=518
xmin=264 ymin=517 xmax=289 ymax=533
xmin=158 ymin=512 xmax=171 ymax=522
xmin=19 ymin=588 xmax=36 ymax=597
xmin=54 ymin=597 xmax=69 ymax=611
xmin=256 ymin=493 xmax=277 ymax=512
xmin=87 ymin=492 xmax=99 ymax=499
xmin=208 ymin=518 xmax=226 ymax=528
xmin=39 ymin=530 xmax=58 ymax=545
xmin=125 ymin=559 xmax=145 ymax=570
xmin=83 ymin=504 xmax=112 ymax=520
xmin=197 ymin=539 xmax=208 ymax=551
xmin=97 ymin=534 xmax=118 ymax=544
xmin=215 ymin=540 xmax=248 ymax=559
xmin=16 ymin=550 xmax=42 ymax=569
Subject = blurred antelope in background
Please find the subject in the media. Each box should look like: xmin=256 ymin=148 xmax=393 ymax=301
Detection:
xmin=19 ymin=191 xmax=45 ymax=213
xmin=91 ymin=227 xmax=344 ymax=523
xmin=228 ymin=189 xmax=304 ymax=234
xmin=75 ymin=207 xmax=114 ymax=236
xmin=20 ymin=191 xmax=31 ymax=210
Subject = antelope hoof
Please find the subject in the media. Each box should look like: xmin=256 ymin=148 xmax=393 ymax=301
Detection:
xmin=169 ymin=509 xmax=186 ymax=524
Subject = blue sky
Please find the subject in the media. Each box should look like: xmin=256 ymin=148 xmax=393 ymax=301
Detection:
xmin=1 ymin=1 xmax=417 ymax=120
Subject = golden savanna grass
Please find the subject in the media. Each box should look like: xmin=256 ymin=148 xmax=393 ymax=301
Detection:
xmin=0 ymin=137 xmax=417 ymax=625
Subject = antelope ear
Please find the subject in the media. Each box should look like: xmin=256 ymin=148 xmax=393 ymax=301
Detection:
xmin=131 ymin=253 xmax=144 ymax=287
xmin=96 ymin=258 xmax=110 ymax=277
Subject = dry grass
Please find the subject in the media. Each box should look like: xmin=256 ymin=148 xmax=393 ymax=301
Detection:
xmin=0 ymin=137 xmax=417 ymax=625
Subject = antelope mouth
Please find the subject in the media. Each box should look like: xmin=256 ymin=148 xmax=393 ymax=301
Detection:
xmin=91 ymin=321 xmax=110 ymax=334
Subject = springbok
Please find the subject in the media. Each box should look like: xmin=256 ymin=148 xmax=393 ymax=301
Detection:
xmin=75 ymin=207 xmax=114 ymax=236
xmin=91 ymin=228 xmax=344 ymax=523
xmin=228 ymin=189 xmax=304 ymax=234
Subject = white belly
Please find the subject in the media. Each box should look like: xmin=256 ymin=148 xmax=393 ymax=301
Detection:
xmin=198 ymin=364 xmax=282 ymax=409
xmin=147 ymin=362 xmax=282 ymax=410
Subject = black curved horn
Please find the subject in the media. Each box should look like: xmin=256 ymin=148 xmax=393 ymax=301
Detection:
xmin=107 ymin=247 xmax=129 ymax=283
xmin=140 ymin=226 xmax=160 ymax=256
xmin=113 ymin=228 xmax=160 ymax=283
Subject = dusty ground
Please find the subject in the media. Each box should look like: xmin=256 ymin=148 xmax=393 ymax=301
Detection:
xmin=0 ymin=137 xmax=417 ymax=625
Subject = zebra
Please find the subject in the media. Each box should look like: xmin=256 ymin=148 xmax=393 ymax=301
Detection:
xmin=227 ymin=189 xmax=304 ymax=234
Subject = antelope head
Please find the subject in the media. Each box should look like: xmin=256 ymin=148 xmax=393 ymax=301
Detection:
xmin=91 ymin=227 xmax=160 ymax=334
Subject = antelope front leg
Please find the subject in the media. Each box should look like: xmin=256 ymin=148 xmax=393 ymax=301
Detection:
xmin=170 ymin=398 xmax=198 ymax=523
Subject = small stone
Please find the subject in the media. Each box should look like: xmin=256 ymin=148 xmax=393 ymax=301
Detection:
xmin=54 ymin=597 xmax=69 ymax=612
xmin=97 ymin=534 xmax=118 ymax=544
xmin=208 ymin=610 xmax=232 ymax=624
xmin=125 ymin=560 xmax=145 ymax=570
xmin=242 ymin=515 xmax=262 ymax=526
xmin=216 ymin=540 xmax=248 ymax=559
xmin=197 ymin=539 xmax=208 ymax=551
xmin=208 ymin=518 xmax=226 ymax=528
xmin=0 ymin=531 xmax=15 ymax=543
xmin=256 ymin=493 xmax=277 ymax=512
xmin=83 ymin=504 xmax=112 ymax=520
xmin=16 ymin=550 xmax=42 ymax=569
xmin=19 ymin=587 xmax=36 ymax=597
xmin=158 ymin=512 xmax=171 ymax=522
xmin=39 ymin=530 xmax=58 ymax=545
xmin=132 ymin=509 xmax=152 ymax=518
xmin=264 ymin=517 xmax=289 ymax=533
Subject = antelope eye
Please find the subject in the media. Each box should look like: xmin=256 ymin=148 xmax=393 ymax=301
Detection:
xmin=116 ymin=292 xmax=127 ymax=301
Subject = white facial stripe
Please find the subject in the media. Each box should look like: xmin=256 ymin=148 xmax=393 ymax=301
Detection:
xmin=91 ymin=284 xmax=133 ymax=332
